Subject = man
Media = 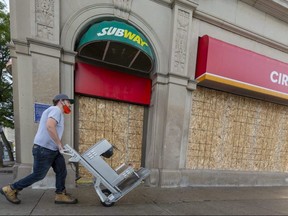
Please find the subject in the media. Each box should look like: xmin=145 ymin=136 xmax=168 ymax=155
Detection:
xmin=0 ymin=94 xmax=77 ymax=204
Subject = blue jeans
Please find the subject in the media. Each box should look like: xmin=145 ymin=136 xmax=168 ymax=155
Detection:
xmin=11 ymin=144 xmax=67 ymax=193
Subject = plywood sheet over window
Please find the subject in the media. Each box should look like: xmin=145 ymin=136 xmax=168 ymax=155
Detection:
xmin=187 ymin=87 xmax=288 ymax=172
xmin=77 ymin=95 xmax=144 ymax=181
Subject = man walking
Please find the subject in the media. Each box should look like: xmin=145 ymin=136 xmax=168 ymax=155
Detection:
xmin=0 ymin=94 xmax=77 ymax=204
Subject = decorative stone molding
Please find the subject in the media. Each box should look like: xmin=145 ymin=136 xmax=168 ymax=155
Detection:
xmin=187 ymin=79 xmax=197 ymax=90
xmin=60 ymin=3 xmax=163 ymax=72
xmin=11 ymin=39 xmax=30 ymax=55
xmin=193 ymin=10 xmax=288 ymax=53
xmin=170 ymin=4 xmax=193 ymax=77
xmin=62 ymin=50 xmax=77 ymax=65
xmin=27 ymin=37 xmax=62 ymax=58
xmin=152 ymin=73 xmax=197 ymax=91
xmin=35 ymin=0 xmax=54 ymax=40
xmin=31 ymin=0 xmax=59 ymax=44
xmin=113 ymin=0 xmax=132 ymax=20
xmin=172 ymin=0 xmax=199 ymax=9
xmin=241 ymin=0 xmax=288 ymax=24
xmin=173 ymin=9 xmax=190 ymax=75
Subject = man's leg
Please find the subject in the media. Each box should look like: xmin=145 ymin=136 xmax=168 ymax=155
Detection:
xmin=12 ymin=145 xmax=55 ymax=190
xmin=53 ymin=152 xmax=78 ymax=204
xmin=1 ymin=145 xmax=56 ymax=204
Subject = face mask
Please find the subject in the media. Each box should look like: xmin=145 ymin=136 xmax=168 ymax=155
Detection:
xmin=62 ymin=101 xmax=71 ymax=114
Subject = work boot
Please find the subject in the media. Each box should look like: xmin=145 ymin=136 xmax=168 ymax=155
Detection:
xmin=55 ymin=190 xmax=78 ymax=204
xmin=0 ymin=185 xmax=21 ymax=204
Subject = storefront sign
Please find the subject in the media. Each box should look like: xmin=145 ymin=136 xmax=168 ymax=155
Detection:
xmin=195 ymin=35 xmax=288 ymax=104
xmin=78 ymin=20 xmax=153 ymax=58
xmin=77 ymin=20 xmax=154 ymax=73
xmin=96 ymin=26 xmax=148 ymax=47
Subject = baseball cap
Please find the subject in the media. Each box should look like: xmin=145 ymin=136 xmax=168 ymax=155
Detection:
xmin=53 ymin=94 xmax=74 ymax=104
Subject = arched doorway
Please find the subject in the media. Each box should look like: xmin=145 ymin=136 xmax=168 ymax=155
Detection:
xmin=74 ymin=20 xmax=154 ymax=182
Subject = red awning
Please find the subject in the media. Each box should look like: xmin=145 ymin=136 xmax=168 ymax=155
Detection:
xmin=195 ymin=35 xmax=288 ymax=104
xmin=75 ymin=62 xmax=151 ymax=105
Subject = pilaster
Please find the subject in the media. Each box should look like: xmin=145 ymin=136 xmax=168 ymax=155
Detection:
xmin=157 ymin=0 xmax=198 ymax=186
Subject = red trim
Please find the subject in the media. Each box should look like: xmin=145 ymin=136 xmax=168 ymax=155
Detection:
xmin=75 ymin=62 xmax=151 ymax=105
xmin=195 ymin=35 xmax=209 ymax=78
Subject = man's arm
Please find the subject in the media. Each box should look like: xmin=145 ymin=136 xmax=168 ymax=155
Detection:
xmin=46 ymin=117 xmax=63 ymax=151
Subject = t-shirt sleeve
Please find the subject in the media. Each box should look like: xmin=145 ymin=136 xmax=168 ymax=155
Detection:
xmin=48 ymin=107 xmax=61 ymax=124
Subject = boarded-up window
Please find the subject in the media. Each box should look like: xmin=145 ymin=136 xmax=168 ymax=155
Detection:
xmin=76 ymin=95 xmax=145 ymax=181
xmin=187 ymin=87 xmax=288 ymax=172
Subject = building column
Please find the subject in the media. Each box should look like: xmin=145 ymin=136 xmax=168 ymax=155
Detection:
xmin=60 ymin=50 xmax=77 ymax=149
xmin=146 ymin=0 xmax=198 ymax=187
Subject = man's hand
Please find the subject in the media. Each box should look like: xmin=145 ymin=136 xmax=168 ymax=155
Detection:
xmin=58 ymin=144 xmax=64 ymax=152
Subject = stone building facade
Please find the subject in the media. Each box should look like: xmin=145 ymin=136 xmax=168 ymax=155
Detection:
xmin=9 ymin=0 xmax=288 ymax=188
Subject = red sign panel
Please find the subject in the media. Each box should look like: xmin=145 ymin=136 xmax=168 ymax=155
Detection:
xmin=75 ymin=62 xmax=151 ymax=105
xmin=195 ymin=35 xmax=288 ymax=103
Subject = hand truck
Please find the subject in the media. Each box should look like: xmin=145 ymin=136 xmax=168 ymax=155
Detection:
xmin=61 ymin=139 xmax=151 ymax=207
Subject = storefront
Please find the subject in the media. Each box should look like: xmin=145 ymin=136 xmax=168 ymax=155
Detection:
xmin=186 ymin=35 xmax=288 ymax=184
xmin=9 ymin=0 xmax=288 ymax=187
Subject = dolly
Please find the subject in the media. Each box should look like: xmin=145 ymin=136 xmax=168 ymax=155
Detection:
xmin=61 ymin=139 xmax=151 ymax=207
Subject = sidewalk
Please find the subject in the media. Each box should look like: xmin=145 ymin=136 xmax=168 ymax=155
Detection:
xmin=1 ymin=163 xmax=288 ymax=215
xmin=0 ymin=161 xmax=15 ymax=186
xmin=1 ymin=182 xmax=288 ymax=215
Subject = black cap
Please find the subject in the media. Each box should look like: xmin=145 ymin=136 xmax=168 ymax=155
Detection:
xmin=53 ymin=94 xmax=74 ymax=104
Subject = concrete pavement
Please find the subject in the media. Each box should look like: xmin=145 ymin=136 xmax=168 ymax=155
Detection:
xmin=1 ymin=184 xmax=288 ymax=215
xmin=2 ymin=164 xmax=288 ymax=215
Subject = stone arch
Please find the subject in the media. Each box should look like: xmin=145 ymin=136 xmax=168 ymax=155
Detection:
xmin=60 ymin=4 xmax=164 ymax=73
xmin=60 ymin=4 xmax=164 ymax=180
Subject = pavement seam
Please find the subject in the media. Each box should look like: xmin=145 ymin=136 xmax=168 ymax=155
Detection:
xmin=29 ymin=190 xmax=46 ymax=216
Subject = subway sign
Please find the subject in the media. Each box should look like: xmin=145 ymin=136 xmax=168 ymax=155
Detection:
xmin=77 ymin=20 xmax=154 ymax=73
xmin=96 ymin=26 xmax=149 ymax=47
xmin=195 ymin=35 xmax=288 ymax=104
xmin=77 ymin=20 xmax=153 ymax=59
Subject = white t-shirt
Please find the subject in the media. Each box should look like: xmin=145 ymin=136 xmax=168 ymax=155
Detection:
xmin=33 ymin=106 xmax=64 ymax=151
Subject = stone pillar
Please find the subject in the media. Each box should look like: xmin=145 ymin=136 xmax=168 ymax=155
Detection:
xmin=29 ymin=0 xmax=61 ymax=162
xmin=10 ymin=0 xmax=72 ymax=187
xmin=60 ymin=50 xmax=77 ymax=148
xmin=11 ymin=40 xmax=33 ymax=165
xmin=8 ymin=38 xmax=35 ymax=181
xmin=161 ymin=0 xmax=198 ymax=187
xmin=146 ymin=0 xmax=198 ymax=187
xmin=145 ymin=74 xmax=169 ymax=186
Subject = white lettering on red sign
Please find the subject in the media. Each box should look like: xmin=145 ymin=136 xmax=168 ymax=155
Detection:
xmin=270 ymin=71 xmax=288 ymax=86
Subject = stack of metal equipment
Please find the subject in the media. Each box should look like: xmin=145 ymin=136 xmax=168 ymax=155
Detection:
xmin=62 ymin=139 xmax=151 ymax=207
